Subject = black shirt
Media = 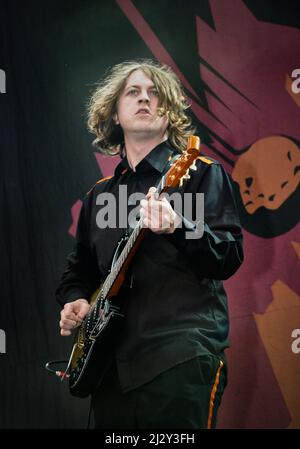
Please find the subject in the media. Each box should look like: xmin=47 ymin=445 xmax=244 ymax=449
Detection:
xmin=56 ymin=140 xmax=244 ymax=392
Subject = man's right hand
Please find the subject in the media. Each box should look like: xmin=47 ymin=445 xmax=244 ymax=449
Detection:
xmin=59 ymin=298 xmax=90 ymax=336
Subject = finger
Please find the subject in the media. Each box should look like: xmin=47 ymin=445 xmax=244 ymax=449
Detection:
xmin=63 ymin=311 xmax=78 ymax=321
xmin=141 ymin=202 xmax=164 ymax=222
xmin=74 ymin=300 xmax=90 ymax=315
xmin=158 ymin=196 xmax=172 ymax=213
xmin=64 ymin=302 xmax=74 ymax=312
xmin=77 ymin=307 xmax=89 ymax=321
xmin=143 ymin=217 xmax=149 ymax=229
xmin=60 ymin=328 xmax=72 ymax=337
xmin=161 ymin=196 xmax=170 ymax=207
xmin=143 ymin=215 xmax=156 ymax=229
xmin=144 ymin=210 xmax=163 ymax=230
xmin=147 ymin=197 xmax=163 ymax=211
xmin=63 ymin=303 xmax=77 ymax=317
xmin=143 ymin=218 xmax=164 ymax=233
xmin=60 ymin=318 xmax=77 ymax=330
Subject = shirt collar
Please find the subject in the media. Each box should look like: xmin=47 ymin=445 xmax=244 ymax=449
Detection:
xmin=115 ymin=140 xmax=178 ymax=177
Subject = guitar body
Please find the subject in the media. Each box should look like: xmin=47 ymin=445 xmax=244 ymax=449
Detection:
xmin=68 ymin=301 xmax=124 ymax=398
xmin=68 ymin=236 xmax=128 ymax=398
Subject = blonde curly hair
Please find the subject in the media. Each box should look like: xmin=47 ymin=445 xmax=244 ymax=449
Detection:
xmin=87 ymin=59 xmax=195 ymax=155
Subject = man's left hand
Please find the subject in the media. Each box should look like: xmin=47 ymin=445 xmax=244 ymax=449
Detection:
xmin=140 ymin=187 xmax=181 ymax=234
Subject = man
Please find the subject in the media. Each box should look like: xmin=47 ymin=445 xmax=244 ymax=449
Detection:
xmin=56 ymin=60 xmax=243 ymax=429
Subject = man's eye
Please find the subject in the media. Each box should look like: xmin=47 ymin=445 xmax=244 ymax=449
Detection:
xmin=149 ymin=89 xmax=158 ymax=96
xmin=128 ymin=89 xmax=138 ymax=96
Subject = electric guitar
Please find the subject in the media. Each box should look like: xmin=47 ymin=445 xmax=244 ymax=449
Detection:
xmin=66 ymin=135 xmax=201 ymax=397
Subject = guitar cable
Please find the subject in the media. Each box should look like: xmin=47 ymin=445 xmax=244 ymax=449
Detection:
xmin=45 ymin=360 xmax=70 ymax=380
xmin=45 ymin=360 xmax=93 ymax=428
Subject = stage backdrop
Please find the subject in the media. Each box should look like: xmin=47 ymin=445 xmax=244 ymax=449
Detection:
xmin=0 ymin=0 xmax=299 ymax=428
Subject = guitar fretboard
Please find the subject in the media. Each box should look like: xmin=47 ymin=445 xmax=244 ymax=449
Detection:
xmin=102 ymin=216 xmax=143 ymax=298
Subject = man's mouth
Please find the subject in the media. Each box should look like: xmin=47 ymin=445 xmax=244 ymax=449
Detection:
xmin=136 ymin=108 xmax=151 ymax=115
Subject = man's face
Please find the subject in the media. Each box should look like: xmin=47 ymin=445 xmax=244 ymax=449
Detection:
xmin=116 ymin=69 xmax=169 ymax=140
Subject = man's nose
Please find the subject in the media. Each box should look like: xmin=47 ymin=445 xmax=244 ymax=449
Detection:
xmin=138 ymin=89 xmax=150 ymax=103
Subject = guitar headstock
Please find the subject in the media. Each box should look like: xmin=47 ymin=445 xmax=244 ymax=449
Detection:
xmin=163 ymin=135 xmax=201 ymax=189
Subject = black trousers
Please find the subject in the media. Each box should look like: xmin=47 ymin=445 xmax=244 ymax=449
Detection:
xmin=92 ymin=354 xmax=227 ymax=429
